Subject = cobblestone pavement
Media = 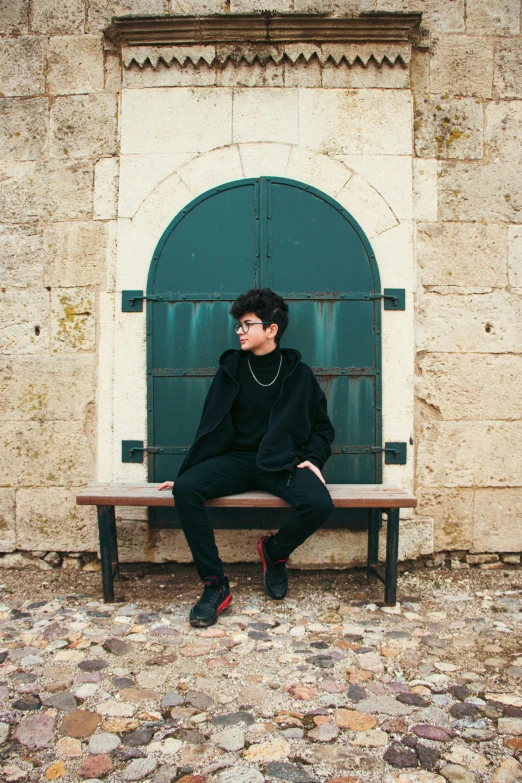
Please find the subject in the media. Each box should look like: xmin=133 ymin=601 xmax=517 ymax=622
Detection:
xmin=0 ymin=562 xmax=522 ymax=783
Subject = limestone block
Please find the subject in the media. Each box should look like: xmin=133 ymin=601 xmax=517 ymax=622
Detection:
xmin=230 ymin=0 xmax=293 ymax=10
xmin=131 ymin=173 xmax=194 ymax=240
xmin=284 ymin=59 xmax=321 ymax=88
xmin=0 ymin=0 xmax=29 ymax=33
xmin=417 ymin=291 xmax=522 ymax=353
xmin=121 ymin=87 xmax=232 ymax=154
xmin=286 ymin=147 xmax=352 ymax=201
xmin=94 ymin=158 xmax=119 ymax=220
xmin=115 ymin=220 xmax=160 ymax=290
xmin=218 ymin=61 xmax=284 ymax=88
xmin=0 ymin=490 xmax=16 ymax=553
xmin=0 ymin=355 xmax=96 ymax=421
xmin=336 ymin=174 xmax=398 ymax=238
xmin=430 ymin=36 xmax=494 ymax=97
xmin=439 ymin=161 xmax=522 ymax=223
xmin=32 ymin=0 xmax=84 ymax=34
xmin=51 ymin=289 xmax=95 ymax=353
xmin=86 ymin=0 xmax=167 ymax=33
xmin=0 ymin=287 xmax=49 ymax=354
xmin=484 ymin=101 xmax=522 ymax=161
xmin=2 ymin=421 xmax=94 ymax=486
xmin=417 ymin=353 xmax=522 ymax=421
xmin=44 ymin=222 xmax=106 ymax=287
xmin=232 ymin=88 xmax=298 ymax=145
xmin=118 ymin=153 xmax=193 ymax=219
xmin=0 ymin=97 xmax=48 ymax=160
xmin=0 ymin=36 xmax=45 ymax=96
xmin=375 ymin=0 xmax=465 ymax=33
xmin=378 ymin=516 xmax=434 ymax=561
xmin=414 ymin=96 xmax=483 ymax=159
xmin=1 ymin=160 xmax=93 ymax=223
xmin=50 ymin=94 xmax=118 ymax=159
xmin=415 ymin=487 xmax=473 ymax=551
xmin=416 ymin=421 xmax=522 ymax=488
xmin=104 ymin=52 xmax=121 ymax=93
xmin=96 ymin=293 xmax=115 ymax=481
xmin=493 ymin=40 xmax=522 ymax=99
xmin=413 ymin=159 xmax=438 ymax=221
xmin=16 ymin=488 xmax=97 ymax=551
xmin=123 ymin=60 xmax=217 ymax=89
xmin=238 ymin=143 xmax=291 ymax=180
xmin=322 ymin=61 xmax=410 ymax=90
xmin=177 ymin=146 xmax=243 ymax=197
xmin=371 ymin=221 xmax=414 ymax=289
xmin=47 ymin=35 xmax=104 ymax=95
xmin=416 ymin=222 xmax=507 ymax=287
xmin=508 ymin=225 xmax=522 ymax=287
xmin=0 ymin=224 xmax=43 ymax=287
xmin=466 ymin=0 xmax=520 ymax=35
xmin=299 ymin=89 xmax=412 ymax=156
xmin=339 ymin=155 xmax=413 ymax=220
xmin=473 ymin=489 xmax=522 ymax=552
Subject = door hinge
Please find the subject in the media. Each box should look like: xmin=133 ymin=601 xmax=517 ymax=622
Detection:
xmin=121 ymin=442 xmax=188 ymax=463
xmin=371 ymin=442 xmax=407 ymax=464
xmin=368 ymin=289 xmax=406 ymax=310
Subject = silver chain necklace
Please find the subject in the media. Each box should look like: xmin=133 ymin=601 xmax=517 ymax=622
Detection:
xmin=247 ymin=354 xmax=283 ymax=387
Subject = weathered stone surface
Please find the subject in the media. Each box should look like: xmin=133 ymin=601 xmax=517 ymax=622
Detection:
xmin=32 ymin=0 xmax=84 ymax=34
xmin=0 ymin=97 xmax=47 ymax=160
xmin=243 ymin=738 xmax=290 ymax=762
xmin=211 ymin=727 xmax=245 ymax=751
xmin=16 ymin=486 xmax=96 ymax=551
xmin=430 ymin=36 xmax=493 ymax=97
xmin=439 ymin=764 xmax=477 ymax=783
xmin=383 ymin=741 xmax=418 ymax=768
xmin=60 ymin=710 xmax=100 ymax=738
xmin=123 ymin=727 xmax=154 ymax=747
xmin=417 ymin=354 xmax=521 ymax=421
xmin=439 ymin=161 xmax=522 ymax=223
xmin=88 ymin=731 xmax=121 ymax=754
xmin=509 ymin=225 xmax=522 ymax=287
xmin=417 ymin=291 xmax=522 ymax=353
xmin=494 ymin=39 xmax=522 ymax=99
xmin=265 ymin=761 xmax=316 ymax=782
xmin=417 ymin=222 xmax=507 ymax=287
xmin=56 ymin=736 xmax=82 ymax=757
xmin=415 ymin=487 xmax=473 ymax=551
xmin=1 ymin=160 xmax=93 ymax=223
xmin=50 ymin=94 xmax=118 ymax=159
xmin=491 ymin=757 xmax=522 ymax=783
xmin=0 ymin=490 xmax=16 ymax=553
xmin=0 ymin=224 xmax=43 ymax=287
xmin=0 ymin=36 xmax=45 ymax=96
xmin=0 ymin=0 xmax=29 ymax=33
xmin=485 ymin=101 xmax=522 ymax=161
xmin=51 ymin=288 xmax=95 ymax=353
xmin=0 ymin=286 xmax=49 ymax=354
xmin=79 ymin=753 xmax=113 ymax=778
xmin=123 ymin=757 xmax=158 ymax=781
xmin=299 ymin=88 xmax=412 ymax=156
xmin=47 ymin=35 xmax=104 ymax=95
xmin=86 ymin=0 xmax=166 ymax=33
xmin=94 ymin=157 xmax=119 ymax=220
xmin=466 ymin=0 xmax=520 ymax=35
xmin=497 ymin=717 xmax=522 ymax=735
xmin=308 ymin=721 xmax=339 ymax=742
xmin=356 ymin=695 xmax=415 ymax=717
xmin=104 ymin=638 xmax=133 ymax=656
xmin=44 ymin=222 xmax=107 ymax=288
xmin=412 ymin=724 xmax=455 ymax=742
xmin=14 ymin=712 xmax=55 ymax=748
xmin=413 ymin=158 xmax=438 ymax=221
xmin=43 ymin=690 xmax=77 ymax=712
xmin=415 ymin=96 xmax=483 ymax=159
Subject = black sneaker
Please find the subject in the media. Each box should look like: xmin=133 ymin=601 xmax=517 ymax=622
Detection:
xmin=257 ymin=535 xmax=288 ymax=600
xmin=189 ymin=576 xmax=232 ymax=628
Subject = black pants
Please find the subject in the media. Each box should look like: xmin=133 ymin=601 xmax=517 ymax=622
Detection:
xmin=173 ymin=450 xmax=334 ymax=583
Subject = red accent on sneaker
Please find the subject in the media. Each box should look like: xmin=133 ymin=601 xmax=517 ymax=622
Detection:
xmin=275 ymin=558 xmax=289 ymax=564
xmin=257 ymin=536 xmax=269 ymax=574
xmin=217 ymin=593 xmax=232 ymax=615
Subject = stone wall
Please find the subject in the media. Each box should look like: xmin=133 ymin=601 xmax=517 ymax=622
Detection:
xmin=0 ymin=0 xmax=521 ymax=566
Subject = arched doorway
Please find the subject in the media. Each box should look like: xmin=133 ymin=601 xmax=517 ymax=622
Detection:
xmin=146 ymin=176 xmax=382 ymax=529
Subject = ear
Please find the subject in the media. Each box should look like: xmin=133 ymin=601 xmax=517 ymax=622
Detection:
xmin=268 ymin=323 xmax=279 ymax=339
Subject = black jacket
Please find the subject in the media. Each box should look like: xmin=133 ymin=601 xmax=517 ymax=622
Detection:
xmin=177 ymin=347 xmax=335 ymax=477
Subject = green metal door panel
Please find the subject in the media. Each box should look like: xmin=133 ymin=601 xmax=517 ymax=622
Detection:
xmin=146 ymin=177 xmax=382 ymax=530
xmin=151 ymin=300 xmax=234 ymax=370
xmin=150 ymin=183 xmax=256 ymax=295
xmin=281 ymin=300 xmax=376 ymax=370
xmin=268 ymin=180 xmax=376 ymax=293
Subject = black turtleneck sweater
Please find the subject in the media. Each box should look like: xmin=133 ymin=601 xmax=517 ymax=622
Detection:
xmin=230 ymin=345 xmax=287 ymax=451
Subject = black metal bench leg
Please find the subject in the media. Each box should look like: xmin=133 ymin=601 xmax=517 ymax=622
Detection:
xmin=97 ymin=505 xmax=116 ymax=603
xmin=367 ymin=509 xmax=381 ymax=580
xmin=107 ymin=504 xmax=119 ymax=581
xmin=384 ymin=507 xmax=400 ymax=606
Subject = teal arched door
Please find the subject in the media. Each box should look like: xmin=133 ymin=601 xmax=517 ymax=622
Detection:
xmin=147 ymin=177 xmax=382 ymax=528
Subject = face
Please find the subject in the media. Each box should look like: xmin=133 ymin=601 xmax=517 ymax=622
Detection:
xmin=236 ymin=312 xmax=278 ymax=353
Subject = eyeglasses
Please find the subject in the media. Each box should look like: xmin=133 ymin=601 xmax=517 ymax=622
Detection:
xmin=234 ymin=321 xmax=271 ymax=334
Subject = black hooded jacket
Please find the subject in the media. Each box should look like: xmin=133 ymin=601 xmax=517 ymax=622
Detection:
xmin=177 ymin=347 xmax=335 ymax=478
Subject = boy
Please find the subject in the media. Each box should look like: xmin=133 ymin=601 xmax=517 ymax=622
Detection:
xmin=157 ymin=288 xmax=335 ymax=627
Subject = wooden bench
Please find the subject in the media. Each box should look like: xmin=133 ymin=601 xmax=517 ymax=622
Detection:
xmin=76 ymin=483 xmax=417 ymax=606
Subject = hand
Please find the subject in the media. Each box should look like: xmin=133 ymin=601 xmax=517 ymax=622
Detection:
xmin=297 ymin=461 xmax=326 ymax=484
xmin=156 ymin=481 xmax=174 ymax=491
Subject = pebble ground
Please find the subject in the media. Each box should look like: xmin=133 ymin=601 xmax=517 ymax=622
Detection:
xmin=0 ymin=562 xmax=521 ymax=783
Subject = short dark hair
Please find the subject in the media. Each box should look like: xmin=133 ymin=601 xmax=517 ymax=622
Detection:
xmin=230 ymin=288 xmax=289 ymax=344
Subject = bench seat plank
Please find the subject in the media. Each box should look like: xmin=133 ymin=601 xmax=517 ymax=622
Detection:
xmin=76 ymin=482 xmax=417 ymax=509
